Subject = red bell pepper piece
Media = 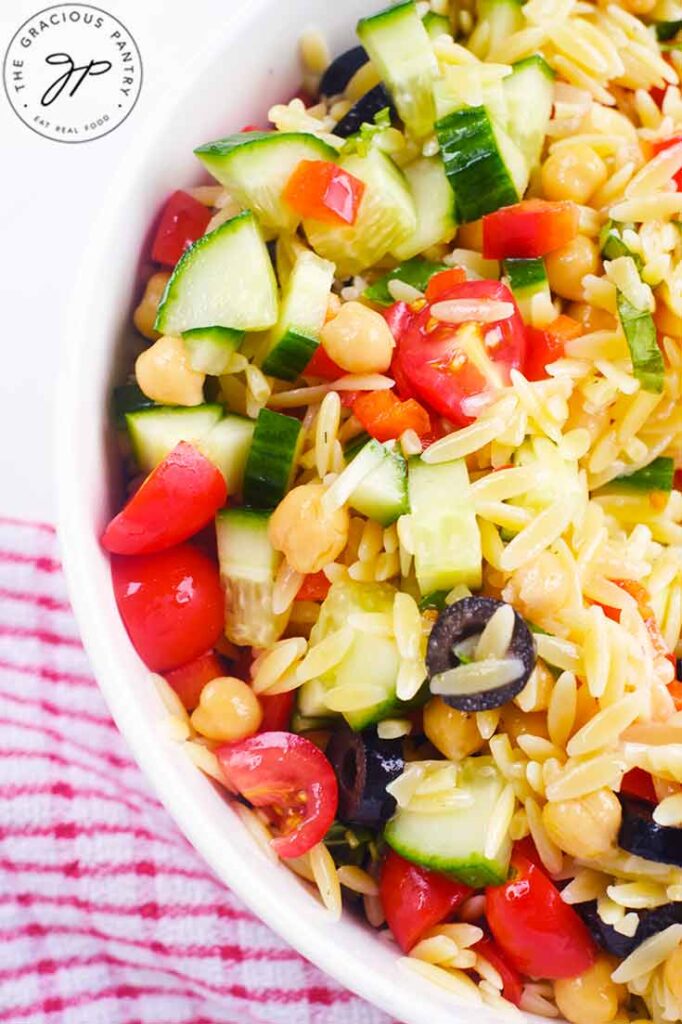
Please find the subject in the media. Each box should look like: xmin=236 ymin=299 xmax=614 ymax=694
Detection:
xmin=151 ymin=190 xmax=212 ymax=267
xmin=486 ymin=851 xmax=596 ymax=979
xmin=424 ymin=267 xmax=467 ymax=303
xmin=525 ymin=315 xmax=582 ymax=381
xmin=283 ymin=160 xmax=365 ymax=226
xmin=165 ymin=650 xmax=225 ymax=711
xmin=379 ymin=850 xmax=472 ymax=952
xmin=352 ymin=390 xmax=432 ymax=442
xmin=259 ymin=692 xmax=295 ymax=733
xmin=102 ymin=442 xmax=227 ymax=555
xmin=621 ymin=768 xmax=658 ymax=804
xmin=473 ymin=938 xmax=523 ymax=1006
xmin=482 ymin=199 xmax=580 ymax=259
xmin=651 ymin=135 xmax=682 ymax=190
xmin=303 ymin=345 xmax=345 ymax=381
xmin=295 ymin=571 xmax=331 ymax=602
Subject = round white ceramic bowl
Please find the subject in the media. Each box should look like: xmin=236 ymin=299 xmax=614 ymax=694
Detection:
xmin=56 ymin=4 xmax=532 ymax=1022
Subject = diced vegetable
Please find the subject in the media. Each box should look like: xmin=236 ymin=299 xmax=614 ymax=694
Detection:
xmin=616 ymin=291 xmax=665 ymax=394
xmin=379 ymin=849 xmax=472 ymax=951
xmin=165 ymin=650 xmax=225 ymax=711
xmin=182 ymin=326 xmax=244 ymax=376
xmin=614 ymin=456 xmax=674 ymax=492
xmin=621 ymin=768 xmax=657 ymax=804
xmin=364 ymin=257 xmax=449 ymax=306
xmin=111 ymin=544 xmax=224 ymax=671
xmin=194 ymin=131 xmax=338 ymax=230
xmin=482 ymin=200 xmax=579 ymax=259
xmin=600 ymin=220 xmax=643 ymax=269
xmin=503 ymin=55 xmax=555 ymax=171
xmin=283 ymin=160 xmax=365 ymax=226
xmin=260 ymin=249 xmax=335 ymax=381
xmin=151 ymin=190 xmax=212 ymax=267
xmin=408 ymin=457 xmax=482 ymax=593
xmin=352 ymin=390 xmax=431 ymax=442
xmin=197 ymin=414 xmax=255 ymax=495
xmin=422 ymin=10 xmax=451 ymax=40
xmin=357 ymin=1 xmax=438 ymax=139
xmin=384 ymin=756 xmax=512 ymax=885
xmin=652 ymin=135 xmax=682 ymax=190
xmin=295 ymin=571 xmax=331 ymax=603
xmin=126 ymin=404 xmax=223 ymax=473
xmin=469 ymin=0 xmax=524 ymax=58
xmin=486 ymin=851 xmax=597 ymax=978
xmin=503 ymin=256 xmax=554 ymax=326
xmin=242 ymin=409 xmax=302 ymax=509
xmin=102 ymin=442 xmax=227 ymax=555
xmin=424 ymin=267 xmax=467 ymax=303
xmin=346 ymin=438 xmax=410 ymax=526
xmin=392 ymin=156 xmax=458 ymax=260
xmin=473 ymin=938 xmax=523 ymax=1006
xmin=217 ymin=732 xmax=338 ymax=857
xmin=154 ymin=211 xmax=278 ymax=334
xmin=525 ymin=314 xmax=582 ymax=381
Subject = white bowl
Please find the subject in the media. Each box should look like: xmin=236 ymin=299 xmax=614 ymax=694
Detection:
xmin=56 ymin=4 xmax=519 ymax=1022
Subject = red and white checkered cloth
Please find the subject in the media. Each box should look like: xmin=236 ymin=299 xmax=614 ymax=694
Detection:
xmin=0 ymin=517 xmax=392 ymax=1024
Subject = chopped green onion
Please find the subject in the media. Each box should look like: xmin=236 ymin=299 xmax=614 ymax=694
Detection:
xmin=616 ymin=292 xmax=664 ymax=394
xmin=418 ymin=589 xmax=449 ymax=612
xmin=614 ymin=457 xmax=674 ymax=492
xmin=363 ymin=257 xmax=448 ymax=307
xmin=341 ymin=107 xmax=393 ymax=158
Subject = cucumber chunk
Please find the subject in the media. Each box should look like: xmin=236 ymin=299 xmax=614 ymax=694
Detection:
xmin=299 ymin=580 xmax=403 ymax=730
xmin=182 ymin=326 xmax=244 ymax=375
xmin=243 ymin=408 xmax=303 ymax=508
xmin=504 ymin=56 xmax=554 ymax=171
xmin=125 ymin=404 xmax=223 ymax=472
xmin=357 ymin=0 xmax=438 ymax=139
xmin=408 ymin=456 xmax=482 ymax=593
xmin=392 ymin=156 xmax=458 ymax=261
xmin=303 ymin=148 xmax=416 ymax=275
xmin=384 ymin=756 xmax=512 ymax=886
xmin=216 ymin=508 xmax=288 ymax=647
xmin=197 ymin=414 xmax=255 ymax=495
xmin=364 ymin=256 xmax=448 ymax=306
xmin=194 ymin=131 xmax=338 ymax=231
xmin=436 ymin=106 xmax=527 ymax=223
xmin=347 ymin=439 xmax=409 ymax=526
xmin=155 ymin=211 xmax=278 ymax=334
xmin=422 ymin=10 xmax=451 ymax=39
xmin=260 ymin=250 xmax=335 ymax=381
xmin=469 ymin=0 xmax=524 ymax=58
xmin=503 ymin=257 xmax=554 ymax=327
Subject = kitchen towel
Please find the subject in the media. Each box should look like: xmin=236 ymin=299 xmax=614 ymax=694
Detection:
xmin=0 ymin=517 xmax=391 ymax=1024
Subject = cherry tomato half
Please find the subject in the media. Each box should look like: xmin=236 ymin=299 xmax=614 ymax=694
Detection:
xmin=102 ymin=442 xmax=227 ymax=555
xmin=111 ymin=544 xmax=224 ymax=672
xmin=486 ymin=852 xmax=596 ymax=979
xmin=394 ymin=280 xmax=526 ymax=426
xmin=217 ymin=731 xmax=338 ymax=858
xmin=258 ymin=692 xmax=295 ymax=733
xmin=151 ymin=190 xmax=212 ymax=267
xmin=165 ymin=649 xmax=225 ymax=711
xmin=379 ymin=850 xmax=472 ymax=952
xmin=473 ymin=937 xmax=523 ymax=1006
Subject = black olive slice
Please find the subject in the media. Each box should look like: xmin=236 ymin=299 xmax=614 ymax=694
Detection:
xmin=326 ymin=728 xmax=404 ymax=828
xmin=576 ymin=899 xmax=682 ymax=958
xmin=426 ymin=596 xmax=536 ymax=712
xmin=618 ymin=795 xmax=682 ymax=867
xmin=333 ymin=84 xmax=395 ymax=139
xmin=319 ymin=45 xmax=369 ymax=98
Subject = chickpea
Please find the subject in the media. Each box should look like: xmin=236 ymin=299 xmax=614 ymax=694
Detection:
xmin=555 ymin=956 xmax=626 ymax=1024
xmin=663 ymin=945 xmax=682 ymax=1005
xmin=546 ymin=235 xmax=600 ymax=303
xmin=542 ymin=788 xmax=622 ymax=859
xmin=566 ymin=302 xmax=617 ymax=333
xmin=268 ymin=483 xmax=349 ymax=574
xmin=135 ymin=335 xmax=205 ymax=406
xmin=423 ymin=698 xmax=485 ymax=761
xmin=190 ymin=676 xmax=262 ymax=742
xmin=320 ymin=301 xmax=395 ymax=374
xmin=457 ymin=219 xmax=483 ymax=252
xmin=501 ymin=705 xmax=549 ymax=743
xmin=503 ymin=551 xmax=571 ymax=627
xmin=133 ymin=271 xmax=171 ymax=340
xmin=541 ymin=144 xmax=608 ymax=205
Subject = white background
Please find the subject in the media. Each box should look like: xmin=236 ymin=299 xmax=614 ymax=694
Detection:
xmin=0 ymin=0 xmax=228 ymax=522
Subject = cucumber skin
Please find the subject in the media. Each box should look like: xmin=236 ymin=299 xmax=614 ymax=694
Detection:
xmin=383 ymin=828 xmax=510 ymax=887
xmin=242 ymin=408 xmax=302 ymax=509
xmin=261 ymin=329 xmax=319 ymax=381
xmin=364 ymin=257 xmax=448 ymax=306
xmin=436 ymin=107 xmax=519 ymax=223
xmin=503 ymin=257 xmax=548 ymax=295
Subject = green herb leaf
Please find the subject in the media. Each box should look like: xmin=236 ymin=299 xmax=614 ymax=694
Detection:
xmin=616 ymin=292 xmax=664 ymax=394
xmin=614 ymin=456 xmax=674 ymax=492
xmin=341 ymin=106 xmax=392 ymax=158
xmin=363 ymin=257 xmax=449 ymax=306
xmin=599 ymin=221 xmax=643 ymax=270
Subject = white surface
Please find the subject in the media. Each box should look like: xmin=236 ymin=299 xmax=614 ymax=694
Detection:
xmin=54 ymin=0 xmax=523 ymax=1020
xmin=0 ymin=0 xmax=237 ymax=521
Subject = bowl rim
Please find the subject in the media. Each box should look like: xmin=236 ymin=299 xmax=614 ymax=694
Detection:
xmin=54 ymin=6 xmax=533 ymax=1023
